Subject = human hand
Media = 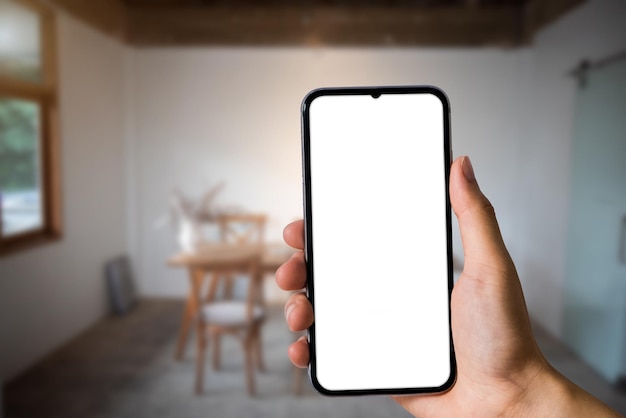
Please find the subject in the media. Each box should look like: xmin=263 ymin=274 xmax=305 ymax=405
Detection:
xmin=276 ymin=156 xmax=622 ymax=417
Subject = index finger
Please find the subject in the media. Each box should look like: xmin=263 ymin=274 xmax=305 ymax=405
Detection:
xmin=283 ymin=220 xmax=304 ymax=250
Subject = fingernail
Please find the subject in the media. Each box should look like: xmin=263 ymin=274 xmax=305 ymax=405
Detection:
xmin=285 ymin=303 xmax=295 ymax=321
xmin=462 ymin=156 xmax=475 ymax=182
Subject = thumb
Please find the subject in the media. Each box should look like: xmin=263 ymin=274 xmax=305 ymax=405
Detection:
xmin=450 ymin=156 xmax=513 ymax=277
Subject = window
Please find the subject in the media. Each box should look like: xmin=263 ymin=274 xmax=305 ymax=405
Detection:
xmin=0 ymin=0 xmax=61 ymax=255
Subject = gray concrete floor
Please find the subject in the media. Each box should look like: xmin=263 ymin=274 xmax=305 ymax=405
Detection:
xmin=4 ymin=299 xmax=626 ymax=417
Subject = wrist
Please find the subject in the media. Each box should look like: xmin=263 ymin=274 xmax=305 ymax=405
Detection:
xmin=509 ymin=361 xmax=571 ymax=417
xmin=509 ymin=359 xmax=621 ymax=418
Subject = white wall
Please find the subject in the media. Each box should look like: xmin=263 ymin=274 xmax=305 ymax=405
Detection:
xmin=129 ymin=47 xmax=533 ymax=298
xmin=0 ymin=13 xmax=127 ymax=380
xmin=515 ymin=0 xmax=626 ymax=337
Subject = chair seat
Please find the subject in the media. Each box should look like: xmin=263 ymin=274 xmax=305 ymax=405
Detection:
xmin=201 ymin=301 xmax=265 ymax=327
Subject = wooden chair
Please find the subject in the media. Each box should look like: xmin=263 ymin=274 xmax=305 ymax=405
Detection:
xmin=215 ymin=213 xmax=267 ymax=300
xmin=194 ymin=251 xmax=265 ymax=395
xmin=218 ymin=213 xmax=267 ymax=245
xmin=195 ymin=214 xmax=268 ymax=395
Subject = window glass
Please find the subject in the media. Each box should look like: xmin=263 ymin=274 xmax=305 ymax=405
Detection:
xmin=0 ymin=97 xmax=43 ymax=236
xmin=0 ymin=0 xmax=42 ymax=83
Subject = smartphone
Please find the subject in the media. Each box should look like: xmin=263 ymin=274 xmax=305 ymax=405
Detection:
xmin=301 ymin=86 xmax=455 ymax=396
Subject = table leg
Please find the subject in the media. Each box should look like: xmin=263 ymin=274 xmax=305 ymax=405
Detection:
xmin=175 ymin=268 xmax=203 ymax=361
xmin=175 ymin=294 xmax=193 ymax=360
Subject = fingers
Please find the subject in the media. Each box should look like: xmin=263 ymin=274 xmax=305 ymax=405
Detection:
xmin=275 ymin=251 xmax=307 ymax=291
xmin=449 ymin=156 xmax=513 ymax=276
xmin=285 ymin=292 xmax=314 ymax=332
xmin=288 ymin=336 xmax=309 ymax=368
xmin=285 ymin=293 xmax=313 ymax=367
xmin=281 ymin=221 xmax=311 ymax=367
xmin=283 ymin=220 xmax=304 ymax=250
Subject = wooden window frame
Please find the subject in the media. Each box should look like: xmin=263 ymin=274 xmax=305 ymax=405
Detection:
xmin=0 ymin=0 xmax=62 ymax=256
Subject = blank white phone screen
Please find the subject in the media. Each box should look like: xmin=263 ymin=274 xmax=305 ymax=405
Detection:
xmin=307 ymin=92 xmax=451 ymax=391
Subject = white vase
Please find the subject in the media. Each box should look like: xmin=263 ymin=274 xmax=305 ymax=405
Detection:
xmin=178 ymin=217 xmax=204 ymax=253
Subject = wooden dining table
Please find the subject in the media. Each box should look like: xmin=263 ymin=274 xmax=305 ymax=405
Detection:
xmin=168 ymin=242 xmax=295 ymax=360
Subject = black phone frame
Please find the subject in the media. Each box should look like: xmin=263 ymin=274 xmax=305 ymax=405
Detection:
xmin=301 ymin=85 xmax=456 ymax=396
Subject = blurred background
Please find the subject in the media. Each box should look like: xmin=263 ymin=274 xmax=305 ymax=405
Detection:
xmin=0 ymin=0 xmax=625 ymax=416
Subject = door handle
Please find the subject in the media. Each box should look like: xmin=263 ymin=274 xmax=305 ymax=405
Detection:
xmin=620 ymin=215 xmax=626 ymax=264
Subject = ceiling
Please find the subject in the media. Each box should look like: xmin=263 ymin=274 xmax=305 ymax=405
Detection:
xmin=49 ymin=0 xmax=585 ymax=47
xmin=120 ymin=0 xmax=522 ymax=5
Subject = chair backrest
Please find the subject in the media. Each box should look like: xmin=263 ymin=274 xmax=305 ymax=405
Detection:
xmin=218 ymin=214 xmax=267 ymax=245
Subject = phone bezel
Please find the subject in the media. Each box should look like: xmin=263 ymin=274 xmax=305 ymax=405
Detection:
xmin=301 ymin=85 xmax=456 ymax=396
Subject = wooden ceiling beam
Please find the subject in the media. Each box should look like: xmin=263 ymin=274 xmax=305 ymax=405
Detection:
xmin=126 ymin=5 xmax=526 ymax=47
xmin=43 ymin=0 xmax=587 ymax=47
xmin=525 ymin=0 xmax=585 ymax=34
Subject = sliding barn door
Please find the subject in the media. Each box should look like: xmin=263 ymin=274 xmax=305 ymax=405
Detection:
xmin=564 ymin=56 xmax=626 ymax=383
